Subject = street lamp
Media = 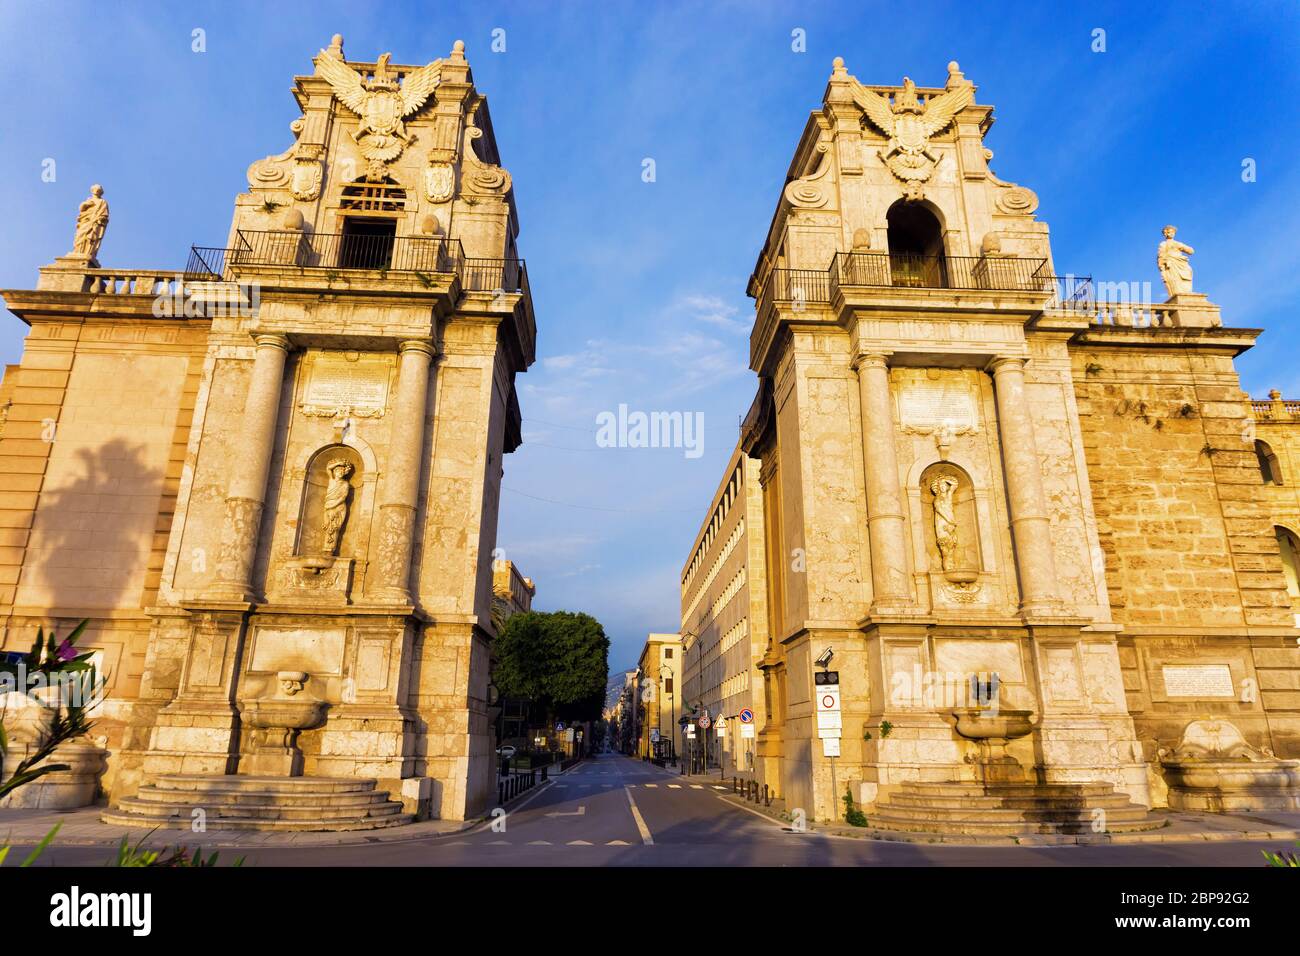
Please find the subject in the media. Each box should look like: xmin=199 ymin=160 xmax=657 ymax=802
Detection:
xmin=659 ymin=663 xmax=676 ymax=766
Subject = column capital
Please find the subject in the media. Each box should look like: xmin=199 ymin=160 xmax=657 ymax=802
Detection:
xmin=398 ymin=339 xmax=438 ymax=359
xmin=852 ymin=350 xmax=892 ymax=372
xmin=986 ymin=355 xmax=1027 ymax=375
xmin=251 ymin=332 xmax=291 ymax=352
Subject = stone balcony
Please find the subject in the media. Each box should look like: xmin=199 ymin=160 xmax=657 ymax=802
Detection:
xmin=1253 ymin=393 xmax=1300 ymax=423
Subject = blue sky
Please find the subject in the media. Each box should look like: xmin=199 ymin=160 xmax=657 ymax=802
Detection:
xmin=1 ymin=1 xmax=1298 ymax=670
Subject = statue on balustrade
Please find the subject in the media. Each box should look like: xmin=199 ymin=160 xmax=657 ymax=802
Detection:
xmin=1157 ymin=224 xmax=1195 ymax=298
xmin=71 ymin=184 xmax=110 ymax=262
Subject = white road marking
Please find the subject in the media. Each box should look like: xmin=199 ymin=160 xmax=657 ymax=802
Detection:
xmin=716 ymin=794 xmax=810 ymax=833
xmin=487 ymin=840 xmax=510 ymax=845
xmin=668 ymin=784 xmax=682 ymax=789
xmin=644 ymin=783 xmax=658 ymax=789
xmin=474 ymin=779 xmax=556 ymax=832
xmin=624 ymin=785 xmax=655 ymax=846
xmin=606 ymin=839 xmax=631 ymax=846
xmin=545 ymin=805 xmax=586 ymax=818
xmin=527 ymin=840 xmax=551 ymax=845
xmin=567 ymin=840 xmax=593 ymax=846
xmin=690 ymin=785 xmax=703 ymax=790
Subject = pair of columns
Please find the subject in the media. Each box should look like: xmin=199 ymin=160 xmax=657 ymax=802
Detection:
xmin=213 ymin=333 xmax=434 ymax=602
xmin=853 ymin=352 xmax=1059 ymax=616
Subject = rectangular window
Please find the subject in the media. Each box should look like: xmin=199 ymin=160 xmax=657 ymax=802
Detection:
xmin=665 ymin=678 xmax=673 ymax=694
xmin=664 ymin=648 xmax=673 ymax=659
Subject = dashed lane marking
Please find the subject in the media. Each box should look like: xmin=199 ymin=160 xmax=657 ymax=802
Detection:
xmin=606 ymin=840 xmax=631 ymax=846
xmin=567 ymin=840 xmax=593 ymax=846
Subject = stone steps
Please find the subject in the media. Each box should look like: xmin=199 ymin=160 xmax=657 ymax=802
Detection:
xmin=102 ymin=773 xmax=414 ymax=832
xmin=868 ymin=780 xmax=1161 ymax=836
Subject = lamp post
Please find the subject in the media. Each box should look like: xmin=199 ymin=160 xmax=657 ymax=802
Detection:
xmin=660 ymin=663 xmax=676 ymax=767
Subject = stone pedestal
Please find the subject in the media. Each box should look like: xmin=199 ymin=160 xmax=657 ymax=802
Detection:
xmin=1164 ymin=293 xmax=1222 ymax=328
xmin=35 ymin=255 xmax=97 ymax=292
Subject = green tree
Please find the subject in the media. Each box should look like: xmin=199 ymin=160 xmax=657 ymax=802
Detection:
xmin=492 ymin=610 xmax=609 ymax=727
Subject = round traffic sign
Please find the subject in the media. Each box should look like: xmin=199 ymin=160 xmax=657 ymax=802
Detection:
xmin=739 ymin=708 xmax=754 ymax=724
xmin=698 ymin=713 xmax=711 ymax=729
xmin=822 ymin=694 xmax=836 ymax=708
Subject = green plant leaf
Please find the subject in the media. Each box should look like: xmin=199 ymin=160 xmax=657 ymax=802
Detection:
xmin=20 ymin=823 xmax=62 ymax=867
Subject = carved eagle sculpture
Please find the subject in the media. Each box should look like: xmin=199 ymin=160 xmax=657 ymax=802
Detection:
xmin=314 ymin=49 xmax=442 ymax=170
xmin=852 ymin=76 xmax=973 ymax=197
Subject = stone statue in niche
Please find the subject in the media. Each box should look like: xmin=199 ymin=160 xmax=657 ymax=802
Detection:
xmin=71 ymin=185 xmax=110 ymax=261
xmin=930 ymin=474 xmax=960 ymax=572
xmin=1157 ymin=224 xmax=1195 ymax=297
xmin=320 ymin=459 xmax=354 ymax=555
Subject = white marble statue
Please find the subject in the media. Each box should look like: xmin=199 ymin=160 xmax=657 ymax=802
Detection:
xmin=1157 ymin=224 xmax=1194 ymax=297
xmin=71 ymin=185 xmax=109 ymax=261
xmin=321 ymin=460 xmax=354 ymax=554
xmin=930 ymin=474 xmax=960 ymax=572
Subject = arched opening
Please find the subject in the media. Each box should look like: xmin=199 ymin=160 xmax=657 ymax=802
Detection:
xmin=1277 ymin=527 xmax=1300 ymax=600
xmin=886 ymin=200 xmax=946 ymax=287
xmin=1256 ymin=439 xmax=1284 ymax=486
xmin=297 ymin=444 xmax=364 ymax=558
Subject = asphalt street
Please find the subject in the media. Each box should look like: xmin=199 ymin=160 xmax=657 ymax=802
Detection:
xmin=16 ymin=754 xmax=1292 ymax=867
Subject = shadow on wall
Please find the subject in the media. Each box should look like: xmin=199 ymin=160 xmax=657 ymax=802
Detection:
xmin=25 ymin=439 xmax=165 ymax=617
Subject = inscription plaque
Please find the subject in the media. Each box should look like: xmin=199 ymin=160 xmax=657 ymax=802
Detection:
xmin=899 ymin=382 xmax=977 ymax=429
xmin=303 ymin=353 xmax=392 ymax=413
xmin=1162 ymin=664 xmax=1235 ymax=699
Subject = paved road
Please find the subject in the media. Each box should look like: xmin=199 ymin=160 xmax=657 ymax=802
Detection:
xmin=20 ymin=754 xmax=1290 ymax=866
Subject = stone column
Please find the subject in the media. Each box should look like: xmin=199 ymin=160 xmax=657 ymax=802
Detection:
xmin=989 ymin=356 xmax=1059 ymax=614
xmin=854 ymin=352 xmax=912 ymax=613
xmin=376 ymin=339 xmax=436 ymax=600
xmin=213 ymin=332 xmax=290 ymax=598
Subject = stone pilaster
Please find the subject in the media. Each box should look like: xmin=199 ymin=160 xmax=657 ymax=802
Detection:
xmin=376 ymin=340 xmax=436 ymax=601
xmin=213 ymin=333 xmax=290 ymax=600
xmin=989 ymin=356 xmax=1060 ymax=614
xmin=854 ymin=352 xmax=912 ymax=613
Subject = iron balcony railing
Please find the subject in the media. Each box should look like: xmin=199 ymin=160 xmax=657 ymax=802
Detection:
xmin=186 ymin=229 xmax=464 ymax=278
xmin=463 ymin=256 xmax=531 ymax=296
xmin=185 ymin=231 xmax=532 ymax=306
xmin=829 ymin=252 xmax=1052 ymax=294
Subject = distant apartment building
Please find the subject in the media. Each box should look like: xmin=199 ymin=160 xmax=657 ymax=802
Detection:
xmin=635 ymin=633 xmax=683 ymax=759
xmin=492 ymin=559 xmax=536 ymax=618
xmin=679 ymin=445 xmax=769 ymax=778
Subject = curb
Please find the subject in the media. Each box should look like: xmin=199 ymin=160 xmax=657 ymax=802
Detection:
xmin=713 ymin=793 xmax=1300 ymax=847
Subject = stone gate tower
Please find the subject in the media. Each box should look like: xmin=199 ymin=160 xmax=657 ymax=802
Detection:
xmin=738 ymin=58 xmax=1300 ymax=829
xmin=0 ymin=36 xmax=535 ymax=827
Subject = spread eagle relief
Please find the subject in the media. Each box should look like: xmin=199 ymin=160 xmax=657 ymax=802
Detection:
xmin=314 ymin=46 xmax=443 ymax=180
xmin=851 ymin=63 xmax=974 ymax=199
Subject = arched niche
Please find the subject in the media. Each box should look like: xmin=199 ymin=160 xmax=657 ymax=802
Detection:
xmin=1256 ymin=440 xmax=1284 ymax=486
xmin=297 ymin=444 xmax=364 ymax=558
xmin=1277 ymin=526 xmax=1300 ymax=600
xmin=920 ymin=462 xmax=980 ymax=581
